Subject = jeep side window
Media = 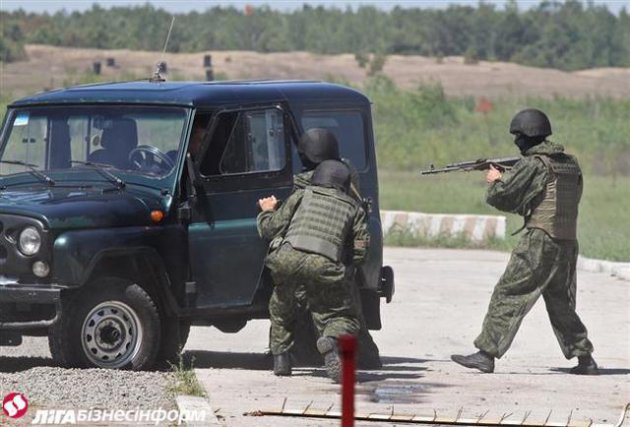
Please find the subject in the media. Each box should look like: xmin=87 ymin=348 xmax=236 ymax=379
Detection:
xmin=301 ymin=110 xmax=368 ymax=171
xmin=200 ymin=108 xmax=286 ymax=176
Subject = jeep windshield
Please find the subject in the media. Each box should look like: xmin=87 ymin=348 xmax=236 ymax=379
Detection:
xmin=0 ymin=105 xmax=187 ymax=188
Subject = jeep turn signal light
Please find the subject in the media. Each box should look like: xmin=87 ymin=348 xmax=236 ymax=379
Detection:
xmin=150 ymin=210 xmax=165 ymax=223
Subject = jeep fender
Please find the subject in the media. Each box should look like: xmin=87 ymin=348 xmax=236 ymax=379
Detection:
xmin=53 ymin=226 xmax=187 ymax=316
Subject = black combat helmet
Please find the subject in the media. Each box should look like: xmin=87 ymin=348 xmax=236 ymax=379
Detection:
xmin=311 ymin=159 xmax=351 ymax=193
xmin=509 ymin=108 xmax=552 ymax=138
xmin=298 ymin=128 xmax=340 ymax=171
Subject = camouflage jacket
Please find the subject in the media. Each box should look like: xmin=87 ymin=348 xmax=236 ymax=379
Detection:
xmin=486 ymin=140 xmax=575 ymax=217
xmin=257 ymin=188 xmax=370 ymax=265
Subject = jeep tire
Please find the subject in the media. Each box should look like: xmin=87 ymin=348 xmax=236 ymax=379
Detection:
xmin=290 ymin=307 xmax=382 ymax=369
xmin=49 ymin=277 xmax=161 ymax=370
xmin=290 ymin=308 xmax=323 ymax=366
xmin=156 ymin=317 xmax=191 ymax=368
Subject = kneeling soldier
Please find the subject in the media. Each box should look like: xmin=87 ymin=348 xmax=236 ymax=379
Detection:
xmin=257 ymin=159 xmax=369 ymax=382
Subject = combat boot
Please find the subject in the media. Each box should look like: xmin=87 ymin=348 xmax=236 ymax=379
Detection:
xmin=570 ymin=355 xmax=599 ymax=375
xmin=317 ymin=336 xmax=341 ymax=383
xmin=273 ymin=352 xmax=292 ymax=376
xmin=451 ymin=351 xmax=495 ymax=373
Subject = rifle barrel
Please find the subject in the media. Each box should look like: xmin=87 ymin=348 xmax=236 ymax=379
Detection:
xmin=420 ymin=166 xmax=460 ymax=175
xmin=420 ymin=156 xmax=520 ymax=176
xmin=445 ymin=160 xmax=481 ymax=168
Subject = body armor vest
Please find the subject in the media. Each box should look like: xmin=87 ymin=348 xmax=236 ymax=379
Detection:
xmin=284 ymin=186 xmax=357 ymax=262
xmin=526 ymin=154 xmax=581 ymax=240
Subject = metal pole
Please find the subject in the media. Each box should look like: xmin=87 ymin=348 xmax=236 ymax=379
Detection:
xmin=339 ymin=334 xmax=357 ymax=427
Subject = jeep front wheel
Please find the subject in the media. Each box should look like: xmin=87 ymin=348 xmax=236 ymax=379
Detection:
xmin=49 ymin=277 xmax=161 ymax=370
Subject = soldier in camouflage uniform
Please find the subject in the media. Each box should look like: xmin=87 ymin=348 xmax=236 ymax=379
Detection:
xmin=257 ymin=159 xmax=369 ymax=381
xmin=451 ymin=109 xmax=598 ymax=375
xmin=292 ymin=128 xmax=382 ymax=370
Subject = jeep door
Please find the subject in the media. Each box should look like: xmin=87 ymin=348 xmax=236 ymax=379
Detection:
xmin=188 ymin=106 xmax=294 ymax=308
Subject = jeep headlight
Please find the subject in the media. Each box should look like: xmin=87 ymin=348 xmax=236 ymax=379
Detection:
xmin=19 ymin=226 xmax=41 ymax=255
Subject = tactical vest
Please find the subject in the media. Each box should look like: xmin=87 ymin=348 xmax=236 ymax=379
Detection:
xmin=284 ymin=186 xmax=357 ymax=262
xmin=526 ymin=154 xmax=581 ymax=240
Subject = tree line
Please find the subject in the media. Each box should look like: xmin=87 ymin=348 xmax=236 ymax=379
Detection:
xmin=1 ymin=1 xmax=629 ymax=70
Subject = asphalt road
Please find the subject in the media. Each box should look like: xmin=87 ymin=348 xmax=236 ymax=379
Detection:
xmin=184 ymin=247 xmax=630 ymax=427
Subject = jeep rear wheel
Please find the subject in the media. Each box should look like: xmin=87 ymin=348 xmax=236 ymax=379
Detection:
xmin=49 ymin=277 xmax=161 ymax=370
xmin=155 ymin=317 xmax=191 ymax=368
xmin=290 ymin=296 xmax=382 ymax=369
xmin=290 ymin=309 xmax=323 ymax=366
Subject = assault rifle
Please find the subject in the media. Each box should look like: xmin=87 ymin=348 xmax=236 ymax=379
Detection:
xmin=420 ymin=156 xmax=520 ymax=175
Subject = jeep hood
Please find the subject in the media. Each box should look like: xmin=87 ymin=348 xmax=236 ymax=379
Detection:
xmin=0 ymin=186 xmax=165 ymax=229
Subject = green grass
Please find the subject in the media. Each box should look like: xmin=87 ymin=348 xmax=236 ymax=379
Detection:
xmin=0 ymin=95 xmax=10 ymax=121
xmin=578 ymin=175 xmax=630 ymax=261
xmin=367 ymin=76 xmax=630 ymax=262
xmin=379 ymin=171 xmax=630 ymax=262
xmin=366 ymin=76 xmax=630 ymax=177
xmin=167 ymin=354 xmax=206 ymax=398
xmin=384 ymin=228 xmax=513 ymax=252
xmin=1 ymin=74 xmax=628 ymax=261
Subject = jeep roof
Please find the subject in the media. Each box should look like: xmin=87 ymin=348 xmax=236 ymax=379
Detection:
xmin=10 ymin=80 xmax=370 ymax=108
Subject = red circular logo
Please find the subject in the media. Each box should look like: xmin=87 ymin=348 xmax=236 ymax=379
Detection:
xmin=2 ymin=393 xmax=29 ymax=419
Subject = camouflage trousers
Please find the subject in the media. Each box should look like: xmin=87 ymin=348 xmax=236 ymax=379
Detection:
xmin=475 ymin=228 xmax=594 ymax=359
xmin=294 ymin=273 xmax=382 ymax=367
xmin=265 ymin=244 xmax=360 ymax=355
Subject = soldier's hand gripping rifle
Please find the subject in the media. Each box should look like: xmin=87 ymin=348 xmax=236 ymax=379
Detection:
xmin=420 ymin=156 xmax=520 ymax=175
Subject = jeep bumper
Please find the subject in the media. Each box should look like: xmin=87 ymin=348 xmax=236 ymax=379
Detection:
xmin=0 ymin=284 xmax=62 ymax=332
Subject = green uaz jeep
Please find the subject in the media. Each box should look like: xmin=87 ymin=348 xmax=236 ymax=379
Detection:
xmin=0 ymin=80 xmax=394 ymax=369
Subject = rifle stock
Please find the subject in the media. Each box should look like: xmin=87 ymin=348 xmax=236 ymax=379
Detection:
xmin=420 ymin=156 xmax=520 ymax=175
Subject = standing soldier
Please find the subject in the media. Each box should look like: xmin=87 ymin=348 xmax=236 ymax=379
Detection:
xmin=292 ymin=128 xmax=382 ymax=369
xmin=451 ymin=109 xmax=598 ymax=375
xmin=257 ymin=160 xmax=369 ymax=382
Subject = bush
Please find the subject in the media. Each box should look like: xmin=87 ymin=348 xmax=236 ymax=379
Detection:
xmin=367 ymin=53 xmax=387 ymax=76
xmin=0 ymin=21 xmax=26 ymax=63
xmin=355 ymin=52 xmax=369 ymax=68
xmin=463 ymin=47 xmax=479 ymax=64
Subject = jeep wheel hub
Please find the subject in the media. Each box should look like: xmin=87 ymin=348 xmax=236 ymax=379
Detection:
xmin=81 ymin=301 xmax=143 ymax=368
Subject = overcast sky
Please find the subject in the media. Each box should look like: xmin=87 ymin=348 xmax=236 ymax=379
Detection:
xmin=1 ymin=0 xmax=628 ymax=14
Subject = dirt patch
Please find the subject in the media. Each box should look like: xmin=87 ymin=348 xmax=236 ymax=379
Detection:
xmin=1 ymin=44 xmax=629 ymax=99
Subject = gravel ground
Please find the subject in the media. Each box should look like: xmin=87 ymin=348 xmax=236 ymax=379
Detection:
xmin=0 ymin=337 xmax=176 ymax=412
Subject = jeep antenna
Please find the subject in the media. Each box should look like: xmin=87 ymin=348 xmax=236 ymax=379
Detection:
xmin=150 ymin=15 xmax=175 ymax=82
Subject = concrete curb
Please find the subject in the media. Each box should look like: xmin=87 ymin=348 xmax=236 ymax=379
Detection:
xmin=175 ymin=395 xmax=221 ymax=426
xmin=381 ymin=210 xmax=506 ymax=242
xmin=577 ymin=256 xmax=630 ymax=282
xmin=381 ymin=210 xmax=630 ymax=282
